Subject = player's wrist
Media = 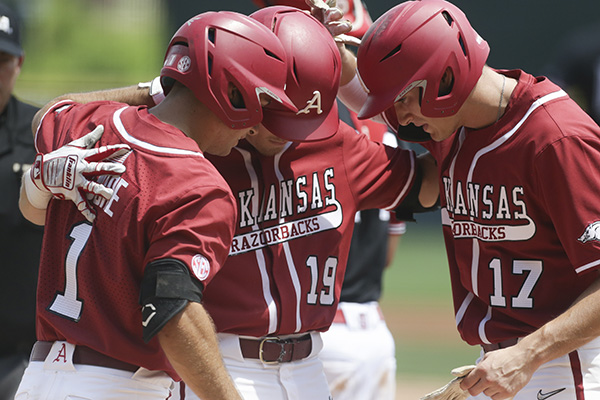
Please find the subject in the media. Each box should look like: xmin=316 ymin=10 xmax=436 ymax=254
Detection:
xmin=23 ymin=158 xmax=52 ymax=210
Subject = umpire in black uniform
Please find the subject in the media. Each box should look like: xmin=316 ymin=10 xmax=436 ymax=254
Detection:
xmin=0 ymin=3 xmax=42 ymax=398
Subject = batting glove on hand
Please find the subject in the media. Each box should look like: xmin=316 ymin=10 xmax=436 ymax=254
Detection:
xmin=305 ymin=0 xmax=360 ymax=46
xmin=420 ymin=365 xmax=476 ymax=400
xmin=24 ymin=125 xmax=131 ymax=223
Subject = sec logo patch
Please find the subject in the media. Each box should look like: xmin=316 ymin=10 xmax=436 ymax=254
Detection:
xmin=191 ymin=254 xmax=210 ymax=281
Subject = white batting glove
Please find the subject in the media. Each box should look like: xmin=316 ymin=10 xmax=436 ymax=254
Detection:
xmin=305 ymin=0 xmax=360 ymax=46
xmin=420 ymin=365 xmax=476 ymax=400
xmin=24 ymin=125 xmax=131 ymax=223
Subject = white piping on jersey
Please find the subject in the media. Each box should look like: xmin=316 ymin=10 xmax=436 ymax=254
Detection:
xmin=577 ymin=258 xmax=600 ymax=274
xmin=455 ymin=292 xmax=473 ymax=328
xmin=34 ymin=100 xmax=73 ymax=152
xmin=448 ymin=90 xmax=568 ymax=341
xmin=384 ymin=150 xmax=416 ymax=210
xmin=478 ymin=307 xmax=493 ymax=345
xmin=274 ymin=147 xmax=304 ymax=333
xmin=113 ymin=107 xmax=204 ymax=157
xmin=235 ymin=146 xmax=278 ymax=335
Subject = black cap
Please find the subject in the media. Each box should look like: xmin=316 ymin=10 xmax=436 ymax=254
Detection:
xmin=0 ymin=3 xmax=21 ymax=56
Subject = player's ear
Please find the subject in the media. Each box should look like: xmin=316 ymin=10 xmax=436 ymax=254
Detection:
xmin=439 ymin=67 xmax=454 ymax=97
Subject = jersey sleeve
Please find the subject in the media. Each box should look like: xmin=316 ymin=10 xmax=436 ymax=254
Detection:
xmin=144 ymin=182 xmax=237 ymax=288
xmin=340 ymin=122 xmax=417 ymax=211
xmin=34 ymin=100 xmax=121 ymax=153
xmin=537 ymin=134 xmax=600 ymax=274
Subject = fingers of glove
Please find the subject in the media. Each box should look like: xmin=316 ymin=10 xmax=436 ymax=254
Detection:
xmin=421 ymin=379 xmax=468 ymax=400
xmin=74 ymin=190 xmax=96 ymax=223
xmin=83 ymin=144 xmax=131 ymax=163
xmin=451 ymin=365 xmax=476 ymax=378
xmin=67 ymin=125 xmax=105 ymax=149
xmin=334 ymin=33 xmax=361 ymax=46
xmin=327 ymin=20 xmax=353 ymax=37
xmin=81 ymin=161 xmax=127 ymax=177
xmin=81 ymin=179 xmax=114 ymax=201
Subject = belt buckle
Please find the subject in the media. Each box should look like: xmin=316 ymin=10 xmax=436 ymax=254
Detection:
xmin=259 ymin=337 xmax=287 ymax=364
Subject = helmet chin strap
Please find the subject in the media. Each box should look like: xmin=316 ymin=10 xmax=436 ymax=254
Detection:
xmin=395 ymin=123 xmax=432 ymax=142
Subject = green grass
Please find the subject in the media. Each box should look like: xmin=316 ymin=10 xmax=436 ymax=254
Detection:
xmin=380 ymin=215 xmax=481 ymax=379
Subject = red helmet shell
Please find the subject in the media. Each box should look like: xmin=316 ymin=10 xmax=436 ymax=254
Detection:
xmin=160 ymin=11 xmax=297 ymax=129
xmin=251 ymin=6 xmax=341 ymax=141
xmin=356 ymin=0 xmax=490 ymax=119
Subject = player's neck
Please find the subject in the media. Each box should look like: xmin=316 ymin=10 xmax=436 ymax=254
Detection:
xmin=463 ymin=68 xmax=516 ymax=130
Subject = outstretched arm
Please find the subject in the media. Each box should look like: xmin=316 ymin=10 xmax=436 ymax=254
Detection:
xmin=32 ymin=83 xmax=154 ymax=135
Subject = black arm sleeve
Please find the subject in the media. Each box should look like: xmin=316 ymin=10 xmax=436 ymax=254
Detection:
xmin=394 ymin=161 xmax=440 ymax=222
xmin=139 ymin=258 xmax=204 ymax=343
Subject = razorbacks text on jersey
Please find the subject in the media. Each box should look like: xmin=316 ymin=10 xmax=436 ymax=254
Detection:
xmin=202 ymin=120 xmax=416 ymax=336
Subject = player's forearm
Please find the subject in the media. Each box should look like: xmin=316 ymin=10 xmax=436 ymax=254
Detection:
xmin=32 ymin=84 xmax=153 ymax=135
xmin=518 ymin=275 xmax=600 ymax=367
xmin=158 ymin=302 xmax=241 ymax=400
xmin=339 ymin=44 xmax=357 ymax=86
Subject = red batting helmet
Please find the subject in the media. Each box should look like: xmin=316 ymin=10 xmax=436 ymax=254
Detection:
xmin=356 ymin=0 xmax=490 ymax=119
xmin=160 ymin=11 xmax=297 ymax=129
xmin=251 ymin=6 xmax=341 ymax=141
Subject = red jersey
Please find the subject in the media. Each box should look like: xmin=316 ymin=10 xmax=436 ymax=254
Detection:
xmin=202 ymin=121 xmax=416 ymax=336
xmin=424 ymin=70 xmax=600 ymax=345
xmin=34 ymin=101 xmax=236 ymax=378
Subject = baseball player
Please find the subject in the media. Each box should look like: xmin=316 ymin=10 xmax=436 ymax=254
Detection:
xmin=16 ymin=11 xmax=297 ymax=400
xmin=181 ymin=6 xmax=438 ymax=400
xmin=328 ymin=0 xmax=600 ymax=398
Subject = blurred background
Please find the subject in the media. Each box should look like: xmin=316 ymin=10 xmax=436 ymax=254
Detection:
xmin=9 ymin=0 xmax=600 ymax=395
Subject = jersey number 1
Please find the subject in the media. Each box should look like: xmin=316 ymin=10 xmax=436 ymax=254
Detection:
xmin=48 ymin=223 xmax=92 ymax=321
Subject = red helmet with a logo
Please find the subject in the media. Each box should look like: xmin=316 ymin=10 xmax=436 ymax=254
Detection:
xmin=356 ymin=0 xmax=490 ymax=119
xmin=160 ymin=11 xmax=297 ymax=129
xmin=251 ymin=6 xmax=341 ymax=141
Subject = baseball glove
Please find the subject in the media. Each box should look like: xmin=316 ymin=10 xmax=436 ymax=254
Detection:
xmin=420 ymin=365 xmax=476 ymax=400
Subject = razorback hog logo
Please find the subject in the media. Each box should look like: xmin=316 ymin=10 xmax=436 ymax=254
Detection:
xmin=578 ymin=221 xmax=600 ymax=243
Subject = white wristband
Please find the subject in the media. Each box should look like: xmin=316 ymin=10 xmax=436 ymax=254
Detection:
xmin=338 ymin=72 xmax=369 ymax=115
xmin=23 ymin=167 xmax=52 ymax=210
xmin=138 ymin=76 xmax=165 ymax=106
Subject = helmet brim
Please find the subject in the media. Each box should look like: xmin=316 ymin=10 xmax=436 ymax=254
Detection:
xmin=261 ymin=100 xmax=339 ymax=142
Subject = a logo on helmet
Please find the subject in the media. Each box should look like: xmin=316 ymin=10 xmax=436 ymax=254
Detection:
xmin=177 ymin=56 xmax=191 ymax=73
xmin=296 ymin=91 xmax=323 ymax=115
xmin=578 ymin=221 xmax=600 ymax=244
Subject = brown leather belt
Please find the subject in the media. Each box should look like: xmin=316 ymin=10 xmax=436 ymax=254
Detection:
xmin=30 ymin=341 xmax=139 ymax=372
xmin=481 ymin=338 xmax=519 ymax=353
xmin=239 ymin=334 xmax=312 ymax=364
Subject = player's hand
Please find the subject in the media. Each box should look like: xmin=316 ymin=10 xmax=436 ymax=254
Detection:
xmin=460 ymin=345 xmax=535 ymax=399
xmin=304 ymin=0 xmax=360 ymax=46
xmin=28 ymin=125 xmax=131 ymax=223
xmin=420 ymin=365 xmax=475 ymax=400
